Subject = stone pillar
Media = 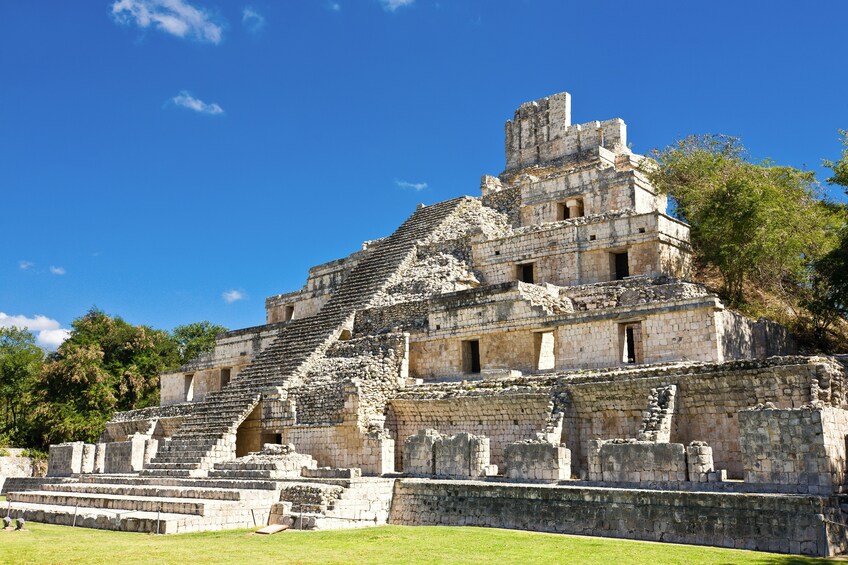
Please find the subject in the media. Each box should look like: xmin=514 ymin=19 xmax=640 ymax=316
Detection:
xmin=80 ymin=443 xmax=96 ymax=474
xmin=504 ymin=440 xmax=571 ymax=482
xmin=686 ymin=442 xmax=714 ymax=482
xmin=403 ymin=429 xmax=441 ymax=476
xmin=565 ymin=198 xmax=582 ymax=218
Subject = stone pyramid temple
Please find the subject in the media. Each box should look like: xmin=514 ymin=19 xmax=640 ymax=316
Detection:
xmin=5 ymin=92 xmax=848 ymax=557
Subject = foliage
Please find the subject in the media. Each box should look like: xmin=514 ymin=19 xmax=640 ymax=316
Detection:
xmin=0 ymin=327 xmax=44 ymax=446
xmin=824 ymin=130 xmax=848 ymax=188
xmin=0 ymin=447 xmax=9 ymax=457
xmin=172 ymin=320 xmax=228 ymax=365
xmin=646 ymin=135 xmax=841 ymax=310
xmin=31 ymin=309 xmax=181 ymax=447
xmin=0 ymin=524 xmax=836 ymax=565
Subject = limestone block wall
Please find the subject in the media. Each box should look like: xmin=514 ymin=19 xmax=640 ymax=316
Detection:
xmin=588 ymin=440 xmax=687 ymax=482
xmin=433 ymin=432 xmax=492 ymax=479
xmin=503 ymin=441 xmax=571 ymax=482
xmin=739 ymin=407 xmax=848 ymax=494
xmin=0 ymin=449 xmax=34 ymax=480
xmin=281 ymin=424 xmax=394 ymax=475
xmin=517 ymin=162 xmax=666 ymax=224
xmin=559 ymin=358 xmax=844 ymax=478
xmin=47 ymin=442 xmax=85 ymax=477
xmin=471 ymin=212 xmax=684 ymax=287
xmin=403 ymin=429 xmax=441 ymax=476
xmin=103 ymin=435 xmax=149 ymax=474
xmin=387 ymin=393 xmax=551 ymax=470
xmin=389 ymin=480 xmax=846 ymax=557
xmin=556 ymin=303 xmax=723 ymax=370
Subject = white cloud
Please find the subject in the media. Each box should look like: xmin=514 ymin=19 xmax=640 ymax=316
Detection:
xmin=242 ymin=7 xmax=265 ymax=32
xmin=222 ymin=289 xmax=246 ymax=303
xmin=0 ymin=312 xmax=71 ymax=350
xmin=395 ymin=179 xmax=428 ymax=191
xmin=49 ymin=266 xmax=66 ymax=275
xmin=380 ymin=0 xmax=414 ymax=11
xmin=329 ymin=2 xmax=341 ymax=11
xmin=170 ymin=91 xmax=224 ymax=115
xmin=18 ymin=260 xmax=34 ymax=270
xmin=111 ymin=0 xmax=224 ymax=44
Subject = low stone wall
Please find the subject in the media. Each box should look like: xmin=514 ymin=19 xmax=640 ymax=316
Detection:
xmin=281 ymin=423 xmax=394 ymax=475
xmin=389 ymin=479 xmax=846 ymax=556
xmin=47 ymin=442 xmax=87 ymax=477
xmin=503 ymin=441 xmax=571 ymax=482
xmin=0 ymin=449 xmax=34 ymax=479
xmin=103 ymin=436 xmax=155 ymax=474
xmin=739 ymin=406 xmax=848 ymax=494
xmin=433 ymin=432 xmax=493 ymax=479
xmin=588 ymin=441 xmax=687 ymax=482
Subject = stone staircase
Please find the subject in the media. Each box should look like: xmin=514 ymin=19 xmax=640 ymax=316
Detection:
xmin=272 ymin=477 xmax=396 ymax=530
xmin=142 ymin=198 xmax=471 ymax=477
xmin=4 ymin=474 xmax=281 ymax=534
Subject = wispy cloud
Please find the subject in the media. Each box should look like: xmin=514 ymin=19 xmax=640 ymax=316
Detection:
xmin=242 ymin=6 xmax=265 ymax=32
xmin=395 ymin=179 xmax=428 ymax=191
xmin=170 ymin=91 xmax=224 ymax=115
xmin=111 ymin=0 xmax=224 ymax=44
xmin=49 ymin=266 xmax=66 ymax=275
xmin=328 ymin=2 xmax=341 ymax=11
xmin=222 ymin=289 xmax=246 ymax=303
xmin=0 ymin=312 xmax=71 ymax=350
xmin=18 ymin=260 xmax=34 ymax=270
xmin=380 ymin=0 xmax=414 ymax=11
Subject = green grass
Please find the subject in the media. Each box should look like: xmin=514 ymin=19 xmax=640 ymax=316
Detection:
xmin=0 ymin=523 xmax=840 ymax=565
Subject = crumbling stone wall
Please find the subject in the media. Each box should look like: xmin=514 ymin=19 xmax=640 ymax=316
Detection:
xmin=560 ymin=357 xmax=844 ymax=478
xmin=433 ymin=432 xmax=493 ymax=479
xmin=47 ymin=442 xmax=86 ymax=477
xmin=739 ymin=406 xmax=848 ymax=494
xmin=503 ymin=440 xmax=571 ymax=482
xmin=388 ymin=392 xmax=551 ymax=470
xmin=291 ymin=333 xmax=407 ymax=426
xmin=403 ymin=429 xmax=440 ymax=476
xmin=588 ymin=440 xmax=687 ymax=482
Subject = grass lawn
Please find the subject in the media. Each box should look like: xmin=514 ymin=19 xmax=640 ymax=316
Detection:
xmin=0 ymin=522 xmax=841 ymax=565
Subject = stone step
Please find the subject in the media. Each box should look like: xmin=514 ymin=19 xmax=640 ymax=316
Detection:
xmin=40 ymin=482 xmax=257 ymax=502
xmin=76 ymin=474 xmax=279 ymax=491
xmin=9 ymin=490 xmax=212 ymax=516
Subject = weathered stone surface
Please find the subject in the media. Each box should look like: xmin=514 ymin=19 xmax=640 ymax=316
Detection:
xmin=503 ymin=440 xmax=570 ymax=482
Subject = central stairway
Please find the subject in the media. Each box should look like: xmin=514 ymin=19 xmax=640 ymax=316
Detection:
xmin=142 ymin=198 xmax=472 ymax=477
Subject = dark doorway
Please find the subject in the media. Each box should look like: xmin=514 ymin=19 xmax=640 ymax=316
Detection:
xmin=284 ymin=306 xmax=295 ymax=321
xmin=625 ymin=327 xmax=636 ymax=364
xmin=614 ymin=252 xmax=629 ymax=280
xmin=463 ymin=340 xmax=481 ymax=374
xmin=519 ymin=263 xmax=535 ymax=284
xmin=220 ymin=368 xmax=231 ymax=389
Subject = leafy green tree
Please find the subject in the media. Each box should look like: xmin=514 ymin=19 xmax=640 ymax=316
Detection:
xmin=31 ymin=309 xmax=180 ymax=447
xmin=646 ymin=135 xmax=841 ymax=307
xmin=0 ymin=327 xmax=43 ymax=443
xmin=172 ymin=321 xmax=228 ymax=365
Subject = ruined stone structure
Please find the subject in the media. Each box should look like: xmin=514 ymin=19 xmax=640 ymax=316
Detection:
xmin=6 ymin=92 xmax=848 ymax=556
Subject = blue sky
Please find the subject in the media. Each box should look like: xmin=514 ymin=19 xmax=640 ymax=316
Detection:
xmin=1 ymin=1 xmax=847 ymax=348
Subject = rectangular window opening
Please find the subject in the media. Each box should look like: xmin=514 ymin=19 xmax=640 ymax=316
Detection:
xmin=558 ymin=203 xmax=570 ymax=221
xmin=613 ymin=251 xmax=630 ymax=280
xmin=184 ymin=374 xmax=195 ymax=402
xmin=619 ymin=323 xmax=644 ymax=365
xmin=462 ymin=340 xmax=481 ymax=374
xmin=534 ymin=331 xmax=556 ymax=371
xmin=284 ymin=305 xmax=295 ymax=321
xmin=221 ymin=368 xmax=231 ymax=389
xmin=518 ymin=263 xmax=535 ymax=284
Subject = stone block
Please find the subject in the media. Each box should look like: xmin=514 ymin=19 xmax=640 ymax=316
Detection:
xmin=596 ymin=441 xmax=686 ymax=483
xmin=403 ymin=429 xmax=441 ymax=476
xmin=434 ymin=432 xmax=492 ymax=479
xmin=103 ymin=434 xmax=148 ymax=474
xmin=504 ymin=440 xmax=571 ymax=482
xmin=80 ymin=443 xmax=96 ymax=474
xmin=47 ymin=442 xmax=84 ymax=477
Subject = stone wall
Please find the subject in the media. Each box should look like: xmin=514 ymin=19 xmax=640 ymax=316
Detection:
xmin=389 ymin=479 xmax=846 ymax=556
xmin=0 ymin=449 xmax=35 ymax=480
xmin=47 ymin=442 xmax=86 ymax=477
xmin=503 ymin=440 xmax=571 ymax=482
xmin=739 ymin=406 xmax=848 ymax=494
xmin=588 ymin=440 xmax=687 ymax=482
xmin=558 ymin=357 xmax=843 ymax=478
xmin=281 ymin=424 xmax=394 ymax=475
xmin=387 ymin=393 xmax=551 ymax=471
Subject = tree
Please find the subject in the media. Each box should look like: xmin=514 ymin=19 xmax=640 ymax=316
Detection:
xmin=646 ymin=135 xmax=841 ymax=308
xmin=172 ymin=321 xmax=228 ymax=365
xmin=31 ymin=309 xmax=180 ymax=447
xmin=0 ymin=327 xmax=43 ymax=444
